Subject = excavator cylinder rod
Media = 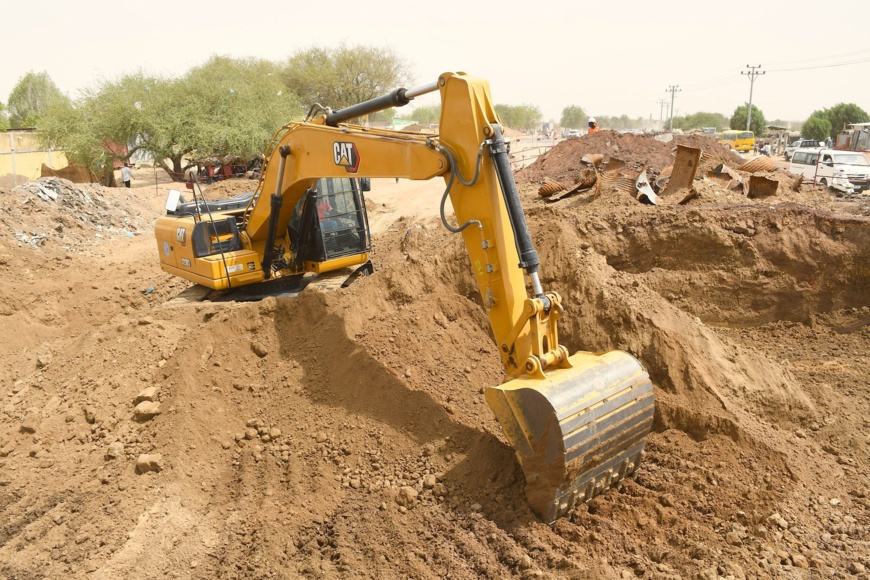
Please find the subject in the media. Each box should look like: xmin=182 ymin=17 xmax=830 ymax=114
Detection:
xmin=485 ymin=350 xmax=654 ymax=523
xmin=325 ymin=82 xmax=439 ymax=127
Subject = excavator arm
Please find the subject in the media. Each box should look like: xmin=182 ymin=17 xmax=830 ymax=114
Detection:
xmin=256 ymin=72 xmax=654 ymax=522
xmin=159 ymin=72 xmax=655 ymax=522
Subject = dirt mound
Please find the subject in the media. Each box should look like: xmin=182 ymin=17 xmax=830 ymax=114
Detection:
xmin=518 ymin=130 xmax=744 ymax=188
xmin=1 ymin=165 xmax=869 ymax=579
xmin=40 ymin=163 xmax=98 ymax=184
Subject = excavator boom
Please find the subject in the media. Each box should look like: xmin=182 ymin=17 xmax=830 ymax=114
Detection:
xmin=154 ymin=72 xmax=655 ymax=522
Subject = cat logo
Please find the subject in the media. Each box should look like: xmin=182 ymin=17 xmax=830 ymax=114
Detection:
xmin=333 ymin=142 xmax=360 ymax=173
xmin=175 ymin=227 xmax=186 ymax=245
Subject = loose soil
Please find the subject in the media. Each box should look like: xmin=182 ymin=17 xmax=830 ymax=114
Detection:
xmin=1 ymin=136 xmax=869 ymax=580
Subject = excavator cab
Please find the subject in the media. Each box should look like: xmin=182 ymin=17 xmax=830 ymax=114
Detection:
xmin=288 ymin=177 xmax=372 ymax=274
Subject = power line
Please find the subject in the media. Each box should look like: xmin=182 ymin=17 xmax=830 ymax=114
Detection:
xmin=656 ymin=99 xmax=667 ymax=130
xmin=767 ymin=56 xmax=870 ymax=72
xmin=681 ymin=72 xmax=740 ymax=90
xmin=764 ymin=47 xmax=870 ymax=67
xmin=742 ymin=65 xmax=765 ymax=131
xmin=682 ymin=76 xmax=743 ymax=93
xmin=666 ymin=85 xmax=681 ymax=132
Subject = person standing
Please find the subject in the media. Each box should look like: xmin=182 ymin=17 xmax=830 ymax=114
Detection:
xmin=120 ymin=163 xmax=133 ymax=188
xmin=587 ymin=117 xmax=601 ymax=134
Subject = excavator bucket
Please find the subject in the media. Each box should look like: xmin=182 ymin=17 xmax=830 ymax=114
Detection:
xmin=486 ymin=350 xmax=654 ymax=523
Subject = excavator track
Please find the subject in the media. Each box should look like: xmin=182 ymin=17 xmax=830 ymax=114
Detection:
xmin=486 ymin=350 xmax=654 ymax=523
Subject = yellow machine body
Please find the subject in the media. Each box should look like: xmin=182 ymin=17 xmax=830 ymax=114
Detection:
xmin=153 ymin=72 xmax=654 ymax=522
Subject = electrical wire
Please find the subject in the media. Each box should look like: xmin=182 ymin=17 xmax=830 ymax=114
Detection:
xmin=767 ymin=56 xmax=870 ymax=72
xmin=764 ymin=47 xmax=870 ymax=67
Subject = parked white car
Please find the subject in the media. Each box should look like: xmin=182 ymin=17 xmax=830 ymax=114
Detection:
xmin=789 ymin=148 xmax=870 ymax=193
xmin=784 ymin=139 xmax=823 ymax=161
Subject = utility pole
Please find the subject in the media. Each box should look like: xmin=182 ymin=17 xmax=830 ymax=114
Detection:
xmin=657 ymin=99 xmax=667 ymax=131
xmin=742 ymin=65 xmax=765 ymax=132
xmin=666 ymin=85 xmax=681 ymax=132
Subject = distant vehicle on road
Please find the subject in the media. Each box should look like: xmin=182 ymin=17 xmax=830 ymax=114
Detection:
xmin=566 ymin=129 xmax=581 ymax=138
xmin=719 ymin=130 xmax=755 ymax=152
xmin=784 ymin=139 xmax=822 ymax=161
xmin=789 ymin=147 xmax=870 ymax=193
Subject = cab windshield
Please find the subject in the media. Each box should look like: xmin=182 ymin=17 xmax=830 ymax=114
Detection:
xmin=832 ymin=153 xmax=870 ymax=166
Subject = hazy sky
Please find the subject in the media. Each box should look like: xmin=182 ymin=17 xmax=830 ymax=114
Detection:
xmin=4 ymin=0 xmax=869 ymax=127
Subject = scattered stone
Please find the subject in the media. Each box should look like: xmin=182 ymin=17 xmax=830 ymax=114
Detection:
xmin=422 ymin=443 xmax=435 ymax=457
xmin=470 ymin=502 xmax=482 ymax=512
xmin=432 ymin=483 xmax=447 ymax=497
xmin=133 ymin=401 xmax=161 ymax=422
xmin=133 ymin=386 xmax=159 ymax=405
xmin=349 ymin=479 xmax=361 ymax=489
xmin=791 ymin=554 xmax=809 ymax=569
xmin=795 ymin=429 xmax=807 ymax=439
xmin=19 ymin=419 xmax=36 ymax=434
xmin=136 ymin=454 xmax=163 ymax=474
xmin=105 ymin=442 xmax=124 ymax=460
xmin=244 ymin=428 xmax=258 ymax=440
xmin=769 ymin=513 xmax=789 ymax=530
xmin=849 ymin=562 xmax=865 ymax=574
xmin=725 ymin=531 xmax=742 ymax=546
xmin=270 ymin=428 xmax=282 ymax=439
xmin=315 ymin=432 xmax=328 ymax=443
xmin=36 ymin=345 xmax=53 ymax=368
xmin=423 ymin=475 xmax=437 ymax=489
xmin=520 ymin=555 xmax=533 ymax=570
xmin=251 ymin=341 xmax=268 ymax=358
xmin=395 ymin=486 xmax=418 ymax=508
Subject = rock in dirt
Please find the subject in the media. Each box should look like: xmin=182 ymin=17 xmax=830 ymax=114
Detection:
xmin=136 ymin=454 xmax=163 ymax=474
xmin=133 ymin=401 xmax=161 ymax=421
xmin=791 ymin=554 xmax=809 ymax=569
xmin=36 ymin=345 xmax=52 ymax=368
xmin=105 ymin=442 xmax=124 ymax=460
xmin=19 ymin=418 xmax=37 ymax=434
xmin=251 ymin=341 xmax=269 ymax=358
xmin=423 ymin=475 xmax=437 ymax=489
xmin=133 ymin=386 xmax=159 ymax=405
xmin=849 ymin=562 xmax=866 ymax=574
xmin=395 ymin=486 xmax=418 ymax=508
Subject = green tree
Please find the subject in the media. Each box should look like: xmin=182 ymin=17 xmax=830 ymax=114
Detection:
xmin=40 ymin=73 xmax=166 ymax=175
xmin=7 ymin=71 xmax=68 ymax=128
xmin=409 ymin=104 xmax=441 ymax=124
xmin=560 ymin=105 xmax=586 ymax=129
xmin=0 ymin=102 xmax=8 ymax=131
xmin=801 ymin=116 xmax=831 ymax=141
xmin=729 ymin=103 xmax=766 ymax=136
xmin=808 ymin=103 xmax=869 ymax=139
xmin=283 ymin=44 xmax=411 ymax=115
xmin=494 ymin=103 xmax=542 ymax=132
xmin=42 ymin=57 xmax=299 ymax=179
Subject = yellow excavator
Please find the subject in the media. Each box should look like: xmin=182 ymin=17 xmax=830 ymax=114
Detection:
xmin=155 ymin=72 xmax=654 ymax=523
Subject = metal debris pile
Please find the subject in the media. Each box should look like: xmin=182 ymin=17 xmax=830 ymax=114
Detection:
xmin=4 ymin=177 xmax=148 ymax=249
xmin=13 ymin=177 xmax=108 ymax=210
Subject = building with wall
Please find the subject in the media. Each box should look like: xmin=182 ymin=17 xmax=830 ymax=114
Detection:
xmin=0 ymin=129 xmax=69 ymax=188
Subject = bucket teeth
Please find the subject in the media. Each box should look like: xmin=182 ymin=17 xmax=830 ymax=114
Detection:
xmin=486 ymin=350 xmax=654 ymax=523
